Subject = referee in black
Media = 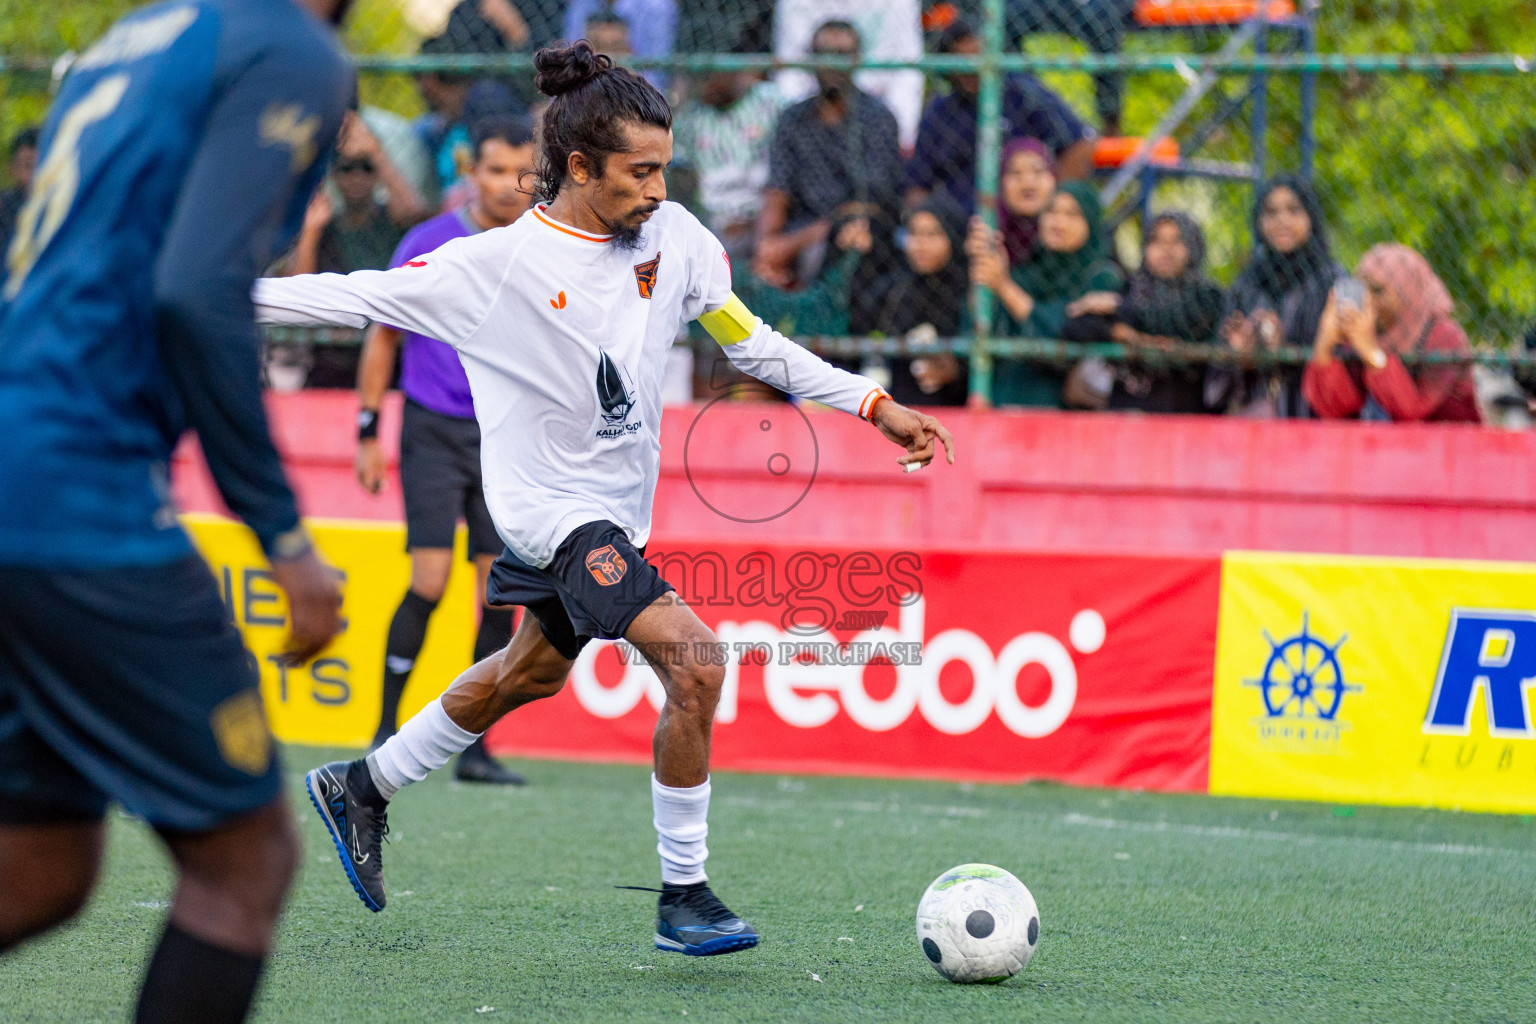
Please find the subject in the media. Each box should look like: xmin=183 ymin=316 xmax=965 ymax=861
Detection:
xmin=353 ymin=117 xmax=537 ymax=784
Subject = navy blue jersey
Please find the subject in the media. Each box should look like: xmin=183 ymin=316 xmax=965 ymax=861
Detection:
xmin=0 ymin=0 xmax=351 ymax=568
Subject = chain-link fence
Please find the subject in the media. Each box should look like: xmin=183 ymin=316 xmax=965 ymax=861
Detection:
xmin=3 ymin=0 xmax=1534 ymax=417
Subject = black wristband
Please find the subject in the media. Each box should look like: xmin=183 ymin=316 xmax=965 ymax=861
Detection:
xmin=357 ymin=408 xmax=379 ymax=441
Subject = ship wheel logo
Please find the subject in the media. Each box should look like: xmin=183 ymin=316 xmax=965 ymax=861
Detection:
xmin=1245 ymin=612 xmax=1361 ymax=721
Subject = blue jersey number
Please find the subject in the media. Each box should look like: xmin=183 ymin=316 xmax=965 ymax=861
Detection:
xmin=4 ymin=74 xmax=131 ymax=300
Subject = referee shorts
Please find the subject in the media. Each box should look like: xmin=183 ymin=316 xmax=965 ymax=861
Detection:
xmin=400 ymin=398 xmax=502 ymax=559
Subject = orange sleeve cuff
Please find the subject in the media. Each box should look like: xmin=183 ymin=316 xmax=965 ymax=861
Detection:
xmin=860 ymin=388 xmax=892 ymax=421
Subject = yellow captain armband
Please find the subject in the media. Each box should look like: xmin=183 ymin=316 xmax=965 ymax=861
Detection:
xmin=697 ymin=292 xmax=759 ymax=345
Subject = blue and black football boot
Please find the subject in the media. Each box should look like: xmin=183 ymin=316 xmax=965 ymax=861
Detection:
xmin=305 ymin=759 xmax=388 ymax=912
xmin=654 ymin=881 xmax=760 ymax=956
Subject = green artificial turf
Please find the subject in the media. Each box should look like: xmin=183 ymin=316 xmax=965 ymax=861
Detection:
xmin=5 ymin=749 xmax=1534 ymax=1023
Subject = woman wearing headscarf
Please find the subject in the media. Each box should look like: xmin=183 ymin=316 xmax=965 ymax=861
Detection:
xmin=996 ymin=138 xmax=1058 ymax=267
xmin=1059 ymin=211 xmax=1226 ymax=413
xmin=1213 ymin=175 xmax=1344 ymax=417
xmin=852 ymin=194 xmax=971 ymax=406
xmin=1304 ymin=244 xmax=1480 ymax=423
xmin=968 ymin=181 xmax=1125 ymax=406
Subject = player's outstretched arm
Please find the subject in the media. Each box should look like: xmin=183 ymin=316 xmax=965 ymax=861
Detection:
xmin=251 ymin=233 xmax=498 ymax=350
xmin=155 ymin=33 xmax=348 ymax=659
xmin=697 ymin=293 xmax=956 ymax=470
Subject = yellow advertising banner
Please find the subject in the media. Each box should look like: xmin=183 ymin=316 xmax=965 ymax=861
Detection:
xmin=1211 ymin=551 xmax=1536 ymax=814
xmin=184 ymin=514 xmax=478 ymax=747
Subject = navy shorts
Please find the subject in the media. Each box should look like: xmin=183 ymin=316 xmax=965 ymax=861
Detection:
xmin=0 ymin=556 xmax=281 ymax=831
xmin=486 ymin=521 xmax=674 ymax=660
xmin=400 ymin=398 xmax=501 ymax=558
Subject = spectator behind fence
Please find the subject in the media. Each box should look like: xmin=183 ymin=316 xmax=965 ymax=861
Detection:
xmin=412 ymin=34 xmax=525 ymax=197
xmin=672 ymin=54 xmax=790 ymax=263
xmin=1304 ymin=244 xmax=1480 ymax=424
xmin=968 ymin=181 xmax=1123 ymax=407
xmin=1006 ymin=0 xmax=1137 ymax=135
xmin=279 ymin=117 xmax=429 ymax=388
xmin=566 ymin=0 xmax=678 ymax=87
xmin=358 ymin=106 xmax=436 ymax=215
xmin=1212 ymin=175 xmax=1343 ymax=418
xmin=696 ymin=217 xmax=875 ymax=398
xmin=414 ymin=34 xmax=476 ymax=193
xmin=1060 ymin=211 xmax=1225 ymax=414
xmin=438 ymin=0 xmax=560 ymax=106
xmin=755 ymin=20 xmax=904 ymax=289
xmin=586 ymin=9 xmax=633 ymax=58
xmin=738 ymin=217 xmax=872 ymax=336
xmin=440 ymin=0 xmax=532 ymax=52
xmin=997 ymin=138 xmax=1058 ymax=266
xmin=774 ymin=0 xmax=925 ymax=148
xmin=905 ymin=21 xmax=1093 ymax=213
xmin=0 ymin=126 xmax=39 ymax=256
xmin=852 ymin=194 xmax=971 ymax=406
xmin=286 ymin=116 xmax=427 ymax=278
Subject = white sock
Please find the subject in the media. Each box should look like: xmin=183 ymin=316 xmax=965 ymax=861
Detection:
xmin=652 ymin=774 xmax=710 ymax=885
xmin=366 ymin=698 xmax=480 ymax=801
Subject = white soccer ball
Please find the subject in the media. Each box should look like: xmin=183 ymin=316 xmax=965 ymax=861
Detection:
xmin=915 ymin=863 xmax=1039 ymax=983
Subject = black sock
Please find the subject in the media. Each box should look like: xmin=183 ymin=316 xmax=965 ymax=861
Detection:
xmin=135 ymin=923 xmax=264 ymax=1024
xmin=347 ymin=758 xmax=387 ymax=809
xmin=474 ymin=605 xmax=516 ymax=663
xmin=378 ymin=590 xmax=438 ymax=739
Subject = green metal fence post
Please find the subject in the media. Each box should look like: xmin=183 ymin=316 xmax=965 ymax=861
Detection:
xmin=969 ymin=0 xmax=1006 ymax=406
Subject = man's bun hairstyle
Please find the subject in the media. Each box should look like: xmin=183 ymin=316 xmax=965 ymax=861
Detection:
xmin=532 ymin=41 xmax=672 ymax=202
xmin=534 ymin=40 xmax=611 ymax=97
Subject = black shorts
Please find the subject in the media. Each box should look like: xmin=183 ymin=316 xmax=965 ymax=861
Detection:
xmin=400 ymin=398 xmax=501 ymax=558
xmin=486 ymin=521 xmax=674 ymax=660
xmin=0 ymin=556 xmax=280 ymax=831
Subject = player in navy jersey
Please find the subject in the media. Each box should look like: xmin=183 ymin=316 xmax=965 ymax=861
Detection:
xmin=0 ymin=1 xmax=351 ymax=1020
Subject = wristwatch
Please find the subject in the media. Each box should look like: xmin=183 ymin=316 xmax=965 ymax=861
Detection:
xmin=357 ymin=408 xmax=380 ymax=441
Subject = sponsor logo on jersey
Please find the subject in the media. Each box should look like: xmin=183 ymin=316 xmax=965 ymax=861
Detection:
xmin=259 ymin=103 xmax=321 ymax=172
xmin=550 ymin=290 xmax=567 ymax=309
xmin=595 ymin=351 xmax=642 ymax=439
xmin=634 ymin=251 xmax=661 ymax=298
xmin=585 ymin=544 xmax=628 ymax=586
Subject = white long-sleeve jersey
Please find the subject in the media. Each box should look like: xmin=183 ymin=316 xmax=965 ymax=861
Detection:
xmin=253 ymin=201 xmax=886 ymax=568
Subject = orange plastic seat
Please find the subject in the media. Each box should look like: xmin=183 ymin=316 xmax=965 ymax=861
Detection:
xmin=1093 ymin=136 xmax=1180 ymax=169
xmin=1133 ymin=0 xmax=1296 ymax=27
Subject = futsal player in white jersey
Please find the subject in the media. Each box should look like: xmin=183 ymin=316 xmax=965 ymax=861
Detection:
xmin=255 ymin=41 xmax=955 ymax=955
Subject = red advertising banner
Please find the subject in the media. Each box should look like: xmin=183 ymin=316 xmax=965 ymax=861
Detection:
xmin=488 ymin=542 xmax=1220 ymax=791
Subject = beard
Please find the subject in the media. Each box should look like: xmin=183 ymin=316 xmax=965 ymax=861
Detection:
xmin=605 ymin=204 xmax=659 ymax=252
xmin=608 ymin=224 xmax=646 ymax=252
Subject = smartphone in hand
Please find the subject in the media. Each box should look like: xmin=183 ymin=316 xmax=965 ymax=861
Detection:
xmin=1333 ymin=276 xmax=1367 ymax=312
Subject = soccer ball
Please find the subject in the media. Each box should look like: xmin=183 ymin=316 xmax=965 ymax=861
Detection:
xmin=915 ymin=863 xmax=1039 ymax=983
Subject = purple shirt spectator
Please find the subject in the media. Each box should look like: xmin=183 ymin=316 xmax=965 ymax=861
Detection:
xmin=906 ymin=73 xmax=1092 ymax=212
xmin=389 ymin=207 xmax=482 ymax=419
